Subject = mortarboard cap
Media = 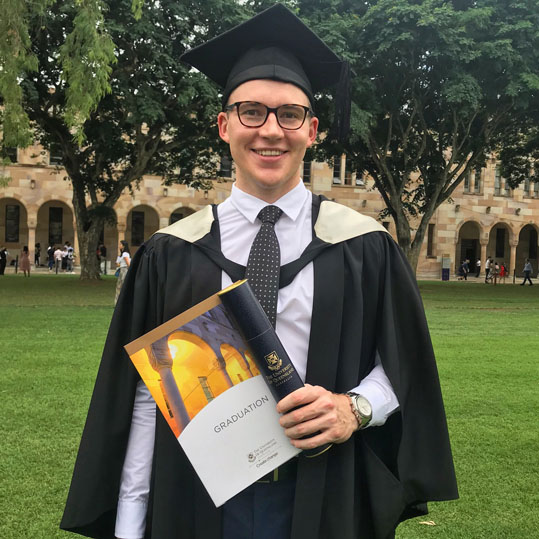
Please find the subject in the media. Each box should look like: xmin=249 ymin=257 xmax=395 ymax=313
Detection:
xmin=181 ymin=3 xmax=351 ymax=140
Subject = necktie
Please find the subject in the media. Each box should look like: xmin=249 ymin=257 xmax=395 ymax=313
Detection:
xmin=245 ymin=205 xmax=283 ymax=327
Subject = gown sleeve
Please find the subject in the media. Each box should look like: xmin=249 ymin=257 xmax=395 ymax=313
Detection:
xmin=60 ymin=241 xmax=162 ymax=539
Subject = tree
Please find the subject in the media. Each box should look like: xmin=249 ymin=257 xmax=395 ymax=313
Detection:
xmin=14 ymin=0 xmax=246 ymax=278
xmin=300 ymin=0 xmax=539 ymax=272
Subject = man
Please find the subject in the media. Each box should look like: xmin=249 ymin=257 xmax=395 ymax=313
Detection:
xmin=485 ymin=256 xmax=492 ymax=283
xmin=99 ymin=243 xmax=108 ymax=274
xmin=0 ymin=246 xmax=7 ymax=275
xmin=61 ymin=5 xmax=457 ymax=539
xmin=521 ymin=258 xmax=533 ymax=285
xmin=66 ymin=241 xmax=75 ymax=273
xmin=475 ymin=258 xmax=481 ymax=278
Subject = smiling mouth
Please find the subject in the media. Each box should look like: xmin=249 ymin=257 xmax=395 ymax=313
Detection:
xmin=253 ymin=149 xmax=286 ymax=156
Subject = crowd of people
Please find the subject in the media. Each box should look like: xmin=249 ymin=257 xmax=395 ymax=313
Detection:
xmin=457 ymin=256 xmax=535 ymax=285
xmin=45 ymin=242 xmax=76 ymax=274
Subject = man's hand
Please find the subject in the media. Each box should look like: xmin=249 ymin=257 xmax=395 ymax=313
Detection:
xmin=276 ymin=384 xmax=358 ymax=450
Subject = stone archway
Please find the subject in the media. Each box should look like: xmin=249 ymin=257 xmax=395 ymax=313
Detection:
xmin=486 ymin=222 xmax=512 ymax=266
xmin=516 ymin=224 xmax=538 ymax=277
xmin=0 ymin=197 xmax=29 ymax=266
xmin=126 ymin=205 xmax=160 ymax=255
xmin=36 ymin=200 xmax=75 ymax=252
xmin=455 ymin=221 xmax=481 ymax=272
xmin=169 ymin=206 xmax=196 ymax=225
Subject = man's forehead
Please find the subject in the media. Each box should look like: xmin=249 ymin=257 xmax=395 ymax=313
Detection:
xmin=228 ymin=79 xmax=311 ymax=106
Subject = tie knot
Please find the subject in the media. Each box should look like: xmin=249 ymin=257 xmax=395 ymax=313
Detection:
xmin=257 ymin=205 xmax=283 ymax=226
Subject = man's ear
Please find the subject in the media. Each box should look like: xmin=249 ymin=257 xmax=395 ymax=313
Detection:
xmin=218 ymin=112 xmax=230 ymax=143
xmin=306 ymin=116 xmax=319 ymax=148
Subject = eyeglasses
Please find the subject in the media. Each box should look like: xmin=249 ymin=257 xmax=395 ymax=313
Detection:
xmin=224 ymin=101 xmax=313 ymax=130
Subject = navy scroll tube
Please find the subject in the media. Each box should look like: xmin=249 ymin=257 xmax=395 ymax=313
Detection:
xmin=219 ymin=281 xmax=331 ymax=457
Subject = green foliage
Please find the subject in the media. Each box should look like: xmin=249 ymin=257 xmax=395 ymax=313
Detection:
xmin=0 ymin=0 xmax=44 ymax=147
xmin=300 ymin=0 xmax=539 ymax=267
xmin=16 ymin=0 xmax=248 ymax=277
xmin=59 ymin=0 xmax=117 ymax=145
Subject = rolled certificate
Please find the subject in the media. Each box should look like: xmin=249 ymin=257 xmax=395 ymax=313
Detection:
xmin=219 ymin=280 xmax=332 ymax=457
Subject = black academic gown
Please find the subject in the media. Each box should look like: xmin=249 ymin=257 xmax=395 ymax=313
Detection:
xmin=60 ymin=195 xmax=458 ymax=539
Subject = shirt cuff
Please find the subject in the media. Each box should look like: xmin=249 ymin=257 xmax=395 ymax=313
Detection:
xmin=115 ymin=499 xmax=147 ymax=539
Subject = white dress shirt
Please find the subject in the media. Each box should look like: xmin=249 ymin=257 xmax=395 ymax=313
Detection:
xmin=115 ymin=181 xmax=399 ymax=538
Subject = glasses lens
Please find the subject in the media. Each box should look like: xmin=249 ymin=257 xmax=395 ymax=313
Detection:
xmin=237 ymin=102 xmax=267 ymax=127
xmin=277 ymin=105 xmax=306 ymax=129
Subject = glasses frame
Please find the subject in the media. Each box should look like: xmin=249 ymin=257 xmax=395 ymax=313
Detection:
xmin=224 ymin=101 xmax=313 ymax=130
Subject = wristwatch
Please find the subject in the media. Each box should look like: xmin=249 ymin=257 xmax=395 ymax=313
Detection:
xmin=346 ymin=392 xmax=372 ymax=430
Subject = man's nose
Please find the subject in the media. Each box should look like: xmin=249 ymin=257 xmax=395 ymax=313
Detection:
xmin=259 ymin=110 xmax=283 ymax=136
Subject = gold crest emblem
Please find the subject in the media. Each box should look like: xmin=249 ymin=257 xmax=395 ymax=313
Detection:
xmin=265 ymin=351 xmax=282 ymax=371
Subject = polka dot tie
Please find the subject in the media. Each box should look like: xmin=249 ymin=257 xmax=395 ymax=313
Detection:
xmin=245 ymin=205 xmax=283 ymax=328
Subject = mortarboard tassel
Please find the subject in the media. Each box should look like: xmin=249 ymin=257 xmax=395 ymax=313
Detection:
xmin=331 ymin=60 xmax=352 ymax=143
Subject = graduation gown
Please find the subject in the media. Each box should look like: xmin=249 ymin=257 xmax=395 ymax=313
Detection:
xmin=60 ymin=195 xmax=458 ymax=539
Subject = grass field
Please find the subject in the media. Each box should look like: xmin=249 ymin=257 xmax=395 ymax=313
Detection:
xmin=1 ymin=274 xmax=538 ymax=538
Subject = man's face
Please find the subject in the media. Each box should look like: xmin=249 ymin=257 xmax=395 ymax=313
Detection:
xmin=218 ymin=79 xmax=318 ymax=203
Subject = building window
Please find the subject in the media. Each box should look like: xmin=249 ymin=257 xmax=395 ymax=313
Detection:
xmin=530 ymin=229 xmax=538 ymax=260
xmin=355 ymin=172 xmax=365 ymax=187
xmin=427 ymin=223 xmax=435 ymax=257
xmin=494 ymin=166 xmax=501 ymax=195
xmin=198 ymin=376 xmax=214 ymax=403
xmin=463 ymin=171 xmax=471 ymax=193
xmin=49 ymin=207 xmax=63 ymax=245
xmin=1 ymin=146 xmax=18 ymax=163
xmin=219 ymin=155 xmax=232 ymax=178
xmin=474 ymin=167 xmax=482 ymax=193
xmin=302 ymin=161 xmax=311 ymax=183
xmin=131 ymin=210 xmax=145 ymax=246
xmin=495 ymin=228 xmax=505 ymax=258
xmin=332 ymin=156 xmax=341 ymax=184
xmin=524 ymin=178 xmax=531 ymax=197
xmin=49 ymin=142 xmax=63 ymax=166
xmin=534 ymin=181 xmax=539 ymax=198
xmin=382 ymin=221 xmax=390 ymax=230
xmin=5 ymin=204 xmax=20 ymax=242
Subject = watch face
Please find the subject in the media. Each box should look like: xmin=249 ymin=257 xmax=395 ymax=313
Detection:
xmin=355 ymin=396 xmax=372 ymax=418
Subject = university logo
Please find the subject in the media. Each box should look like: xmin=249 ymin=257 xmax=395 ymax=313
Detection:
xmin=265 ymin=351 xmax=282 ymax=371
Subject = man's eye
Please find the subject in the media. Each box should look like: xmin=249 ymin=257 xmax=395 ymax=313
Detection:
xmin=242 ymin=108 xmax=264 ymax=117
xmin=279 ymin=107 xmax=302 ymax=120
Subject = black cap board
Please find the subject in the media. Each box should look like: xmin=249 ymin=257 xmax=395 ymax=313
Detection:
xmin=180 ymin=4 xmax=351 ymax=139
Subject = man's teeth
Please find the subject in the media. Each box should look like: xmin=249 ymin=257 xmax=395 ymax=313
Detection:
xmin=255 ymin=150 xmax=284 ymax=156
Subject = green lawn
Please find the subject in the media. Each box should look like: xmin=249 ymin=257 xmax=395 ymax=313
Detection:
xmin=0 ymin=275 xmax=538 ymax=538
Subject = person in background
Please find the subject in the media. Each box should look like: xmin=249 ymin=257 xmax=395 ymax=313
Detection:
xmin=35 ymin=243 xmax=41 ymax=267
xmin=100 ymin=243 xmax=108 ymax=275
xmin=66 ymin=242 xmax=75 ymax=273
xmin=475 ymin=258 xmax=481 ymax=278
xmin=19 ymin=246 xmax=31 ymax=277
xmin=521 ymin=258 xmax=533 ymax=286
xmin=54 ymin=246 xmax=63 ymax=273
xmin=484 ymin=256 xmax=491 ymax=283
xmin=47 ymin=245 xmax=55 ymax=271
xmin=115 ymin=240 xmax=131 ymax=304
xmin=0 ymin=246 xmax=8 ymax=275
xmin=499 ymin=262 xmax=508 ymax=284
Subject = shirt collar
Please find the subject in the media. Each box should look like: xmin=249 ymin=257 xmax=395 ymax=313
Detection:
xmin=230 ymin=181 xmax=310 ymax=224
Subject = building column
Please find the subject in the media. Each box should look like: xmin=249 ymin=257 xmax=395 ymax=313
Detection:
xmin=28 ymin=219 xmax=36 ymax=268
xmin=480 ymin=238 xmax=488 ymax=267
xmin=509 ymin=239 xmax=518 ymax=278
xmin=118 ymin=222 xmax=126 ymax=244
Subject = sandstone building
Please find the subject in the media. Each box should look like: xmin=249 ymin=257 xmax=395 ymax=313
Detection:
xmin=1 ymin=144 xmax=538 ymax=278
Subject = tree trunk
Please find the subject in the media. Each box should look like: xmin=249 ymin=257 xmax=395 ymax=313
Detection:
xmin=76 ymin=222 xmax=102 ymax=280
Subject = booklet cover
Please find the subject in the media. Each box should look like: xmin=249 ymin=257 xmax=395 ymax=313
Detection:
xmin=124 ymin=281 xmax=301 ymax=507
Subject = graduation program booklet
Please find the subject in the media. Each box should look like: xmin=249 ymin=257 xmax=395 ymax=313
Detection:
xmin=124 ymin=280 xmax=302 ymax=507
